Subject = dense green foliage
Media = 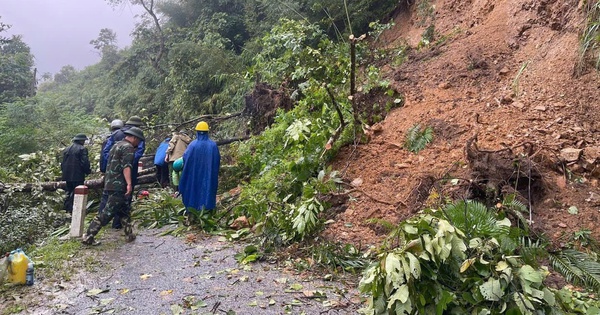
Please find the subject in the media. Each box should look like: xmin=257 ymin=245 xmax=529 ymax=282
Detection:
xmin=0 ymin=151 xmax=66 ymax=253
xmin=230 ymin=19 xmax=399 ymax=250
xmin=0 ymin=0 xmax=396 ymax=255
xmin=3 ymin=1 xmax=600 ymax=312
xmin=0 ymin=29 xmax=35 ymax=104
xmin=359 ymin=199 xmax=600 ymax=315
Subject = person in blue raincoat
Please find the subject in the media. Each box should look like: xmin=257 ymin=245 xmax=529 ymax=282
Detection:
xmin=154 ymin=136 xmax=171 ymax=187
xmin=179 ymin=121 xmax=220 ymax=213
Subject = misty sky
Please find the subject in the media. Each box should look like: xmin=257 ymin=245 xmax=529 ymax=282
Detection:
xmin=1 ymin=0 xmax=143 ymax=75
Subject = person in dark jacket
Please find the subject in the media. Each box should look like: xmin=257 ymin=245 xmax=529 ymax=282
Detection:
xmin=179 ymin=121 xmax=220 ymax=215
xmin=61 ymin=133 xmax=91 ymax=213
xmin=99 ymin=115 xmax=146 ymax=228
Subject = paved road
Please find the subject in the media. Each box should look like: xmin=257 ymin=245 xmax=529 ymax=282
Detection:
xmin=49 ymin=229 xmax=362 ymax=315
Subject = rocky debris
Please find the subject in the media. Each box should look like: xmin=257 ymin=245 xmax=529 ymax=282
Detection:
xmin=465 ymin=137 xmax=544 ymax=205
xmin=560 ymin=148 xmax=583 ymax=163
xmin=584 ymin=146 xmax=600 ymax=163
xmin=230 ymin=216 xmax=249 ymax=230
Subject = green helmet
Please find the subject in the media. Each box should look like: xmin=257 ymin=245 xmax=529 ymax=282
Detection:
xmin=72 ymin=133 xmax=88 ymax=141
xmin=124 ymin=126 xmax=145 ymax=141
xmin=173 ymin=157 xmax=184 ymax=171
xmin=126 ymin=116 xmax=143 ymax=126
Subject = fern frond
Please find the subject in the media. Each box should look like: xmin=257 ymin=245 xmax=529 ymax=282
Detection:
xmin=519 ymin=237 xmax=548 ymax=266
xmin=502 ymin=195 xmax=530 ymax=232
xmin=404 ymin=124 xmax=433 ymax=153
xmin=503 ymin=194 xmax=528 ymax=213
xmin=405 ymin=124 xmax=421 ymax=146
xmin=443 ymin=200 xmax=507 ymax=238
xmin=550 ymin=252 xmax=586 ymax=286
xmin=499 ymin=234 xmax=518 ymax=253
xmin=550 ymin=249 xmax=600 ymax=292
xmin=366 ymin=218 xmax=397 ymax=231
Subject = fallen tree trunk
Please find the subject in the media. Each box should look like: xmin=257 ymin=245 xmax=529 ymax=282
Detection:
xmin=0 ymin=132 xmax=250 ymax=194
xmin=216 ymin=136 xmax=250 ymax=146
xmin=0 ymin=173 xmax=158 ymax=193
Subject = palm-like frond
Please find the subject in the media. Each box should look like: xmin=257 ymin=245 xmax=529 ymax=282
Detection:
xmin=550 ymin=249 xmax=600 ymax=292
xmin=443 ymin=200 xmax=508 ymax=238
xmin=503 ymin=194 xmax=528 ymax=213
xmin=311 ymin=243 xmax=368 ymax=270
xmin=518 ymin=236 xmax=548 ymax=266
xmin=502 ymin=194 xmax=530 ymax=232
xmin=366 ymin=218 xmax=397 ymax=231
xmin=404 ymin=124 xmax=433 ymax=153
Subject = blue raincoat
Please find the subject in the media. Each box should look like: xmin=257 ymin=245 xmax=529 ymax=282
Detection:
xmin=179 ymin=131 xmax=220 ymax=211
xmin=153 ymin=138 xmax=171 ymax=167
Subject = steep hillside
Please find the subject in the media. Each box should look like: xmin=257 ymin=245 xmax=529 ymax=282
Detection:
xmin=325 ymin=0 xmax=600 ymax=248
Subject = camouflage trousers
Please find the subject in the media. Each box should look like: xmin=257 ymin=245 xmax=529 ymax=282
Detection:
xmin=86 ymin=191 xmax=134 ymax=238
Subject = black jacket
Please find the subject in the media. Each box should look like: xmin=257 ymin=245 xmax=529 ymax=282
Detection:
xmin=61 ymin=142 xmax=91 ymax=182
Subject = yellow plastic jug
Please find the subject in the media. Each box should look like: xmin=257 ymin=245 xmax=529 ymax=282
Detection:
xmin=8 ymin=249 xmax=30 ymax=284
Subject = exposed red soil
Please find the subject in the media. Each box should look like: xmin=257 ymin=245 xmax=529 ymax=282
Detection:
xmin=324 ymin=0 xmax=600 ymax=250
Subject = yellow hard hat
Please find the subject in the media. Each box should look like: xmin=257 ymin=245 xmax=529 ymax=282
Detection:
xmin=195 ymin=121 xmax=209 ymax=131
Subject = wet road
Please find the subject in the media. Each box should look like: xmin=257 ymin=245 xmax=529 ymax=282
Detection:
xmin=56 ymin=229 xmax=362 ymax=315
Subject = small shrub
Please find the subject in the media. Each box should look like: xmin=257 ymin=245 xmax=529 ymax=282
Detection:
xmin=404 ymin=124 xmax=433 ymax=153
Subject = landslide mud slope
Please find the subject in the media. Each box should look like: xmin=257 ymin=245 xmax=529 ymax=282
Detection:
xmin=326 ymin=0 xmax=600 ymax=247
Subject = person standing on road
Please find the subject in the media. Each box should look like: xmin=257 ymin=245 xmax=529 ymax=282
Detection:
xmin=179 ymin=121 xmax=220 ymax=214
xmin=82 ymin=127 xmax=145 ymax=245
xmin=99 ymin=115 xmax=146 ymax=228
xmin=164 ymin=130 xmax=192 ymax=191
xmin=100 ymin=119 xmax=124 ymax=173
xmin=61 ymin=133 xmax=92 ymax=213
xmin=154 ymin=136 xmax=171 ymax=188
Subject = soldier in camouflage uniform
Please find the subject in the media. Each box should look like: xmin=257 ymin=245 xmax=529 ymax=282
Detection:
xmin=82 ymin=127 xmax=145 ymax=245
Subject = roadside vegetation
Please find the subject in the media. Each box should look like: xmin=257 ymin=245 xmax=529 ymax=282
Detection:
xmin=3 ymin=0 xmax=600 ymax=314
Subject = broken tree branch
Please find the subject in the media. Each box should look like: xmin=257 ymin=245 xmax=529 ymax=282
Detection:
xmin=321 ymin=86 xmax=347 ymax=158
xmin=146 ymin=112 xmax=243 ymax=130
xmin=216 ymin=136 xmax=250 ymax=146
xmin=0 ymin=173 xmax=158 ymax=193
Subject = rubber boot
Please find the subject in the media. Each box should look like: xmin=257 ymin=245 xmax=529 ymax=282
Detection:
xmin=122 ymin=218 xmax=136 ymax=243
xmin=82 ymin=217 xmax=102 ymax=246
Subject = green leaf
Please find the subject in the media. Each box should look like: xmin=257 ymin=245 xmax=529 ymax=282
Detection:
xmin=479 ymin=278 xmax=504 ymax=301
xmin=86 ymin=288 xmax=109 ymax=296
xmin=387 ymin=284 xmax=410 ymax=308
xmin=406 ymin=252 xmax=421 ymax=278
xmin=241 ymin=254 xmax=258 ymax=264
xmin=542 ymin=288 xmax=555 ymax=305
xmin=289 ymin=283 xmax=303 ymax=291
xmin=513 ymin=292 xmax=535 ymax=314
xmin=436 ymin=290 xmax=454 ymax=315
xmin=587 ymin=306 xmax=600 ymax=315
xmin=170 ymin=304 xmax=184 ymax=315
xmin=568 ymin=206 xmax=578 ymax=215
xmin=518 ymin=265 xmax=543 ymax=284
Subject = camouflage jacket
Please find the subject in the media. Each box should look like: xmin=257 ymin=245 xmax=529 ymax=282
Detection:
xmin=104 ymin=140 xmax=135 ymax=192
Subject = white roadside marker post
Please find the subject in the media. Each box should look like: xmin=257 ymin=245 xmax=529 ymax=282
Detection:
xmin=70 ymin=185 xmax=88 ymax=238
